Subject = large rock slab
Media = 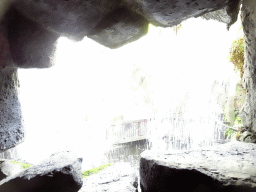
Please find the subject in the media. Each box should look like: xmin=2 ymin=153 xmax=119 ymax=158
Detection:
xmin=14 ymin=0 xmax=119 ymax=41
xmin=88 ymin=7 xmax=149 ymax=49
xmin=0 ymin=151 xmax=83 ymax=192
xmin=202 ymin=0 xmax=241 ymax=29
xmin=0 ymin=68 xmax=24 ymax=153
xmin=140 ymin=141 xmax=256 ymax=192
xmin=123 ymin=0 xmax=229 ymax=27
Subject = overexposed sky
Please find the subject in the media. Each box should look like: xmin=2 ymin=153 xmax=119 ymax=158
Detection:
xmin=17 ymin=17 xmax=241 ymax=166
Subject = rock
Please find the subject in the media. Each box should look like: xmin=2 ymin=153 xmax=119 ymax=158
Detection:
xmin=140 ymin=141 xmax=256 ymax=192
xmin=240 ymin=0 xmax=256 ymax=133
xmin=3 ymin=7 xmax=59 ymax=68
xmin=0 ymin=151 xmax=83 ymax=192
xmin=14 ymin=0 xmax=119 ymax=41
xmin=0 ymin=159 xmax=25 ymax=181
xmin=123 ymin=0 xmax=229 ymax=27
xmin=0 ymin=68 xmax=24 ymax=153
xmin=80 ymin=162 xmax=138 ymax=192
xmin=88 ymin=7 xmax=149 ymax=49
xmin=202 ymin=0 xmax=241 ymax=29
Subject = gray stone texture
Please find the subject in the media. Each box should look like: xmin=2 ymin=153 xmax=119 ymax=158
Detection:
xmin=0 ymin=68 xmax=23 ymax=153
xmin=14 ymin=0 xmax=120 ymax=41
xmin=0 ymin=159 xmax=25 ymax=181
xmin=202 ymin=0 xmax=241 ymax=29
xmin=88 ymin=7 xmax=149 ymax=48
xmin=4 ymin=7 xmax=60 ymax=68
xmin=240 ymin=0 xmax=256 ymax=132
xmin=140 ymin=141 xmax=256 ymax=192
xmin=80 ymin=162 xmax=138 ymax=192
xmin=122 ymin=0 xmax=229 ymax=27
xmin=0 ymin=151 xmax=83 ymax=192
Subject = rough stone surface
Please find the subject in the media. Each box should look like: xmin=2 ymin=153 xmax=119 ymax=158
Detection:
xmin=14 ymin=0 xmax=120 ymax=41
xmin=0 ymin=159 xmax=25 ymax=181
xmin=240 ymin=0 xmax=256 ymax=133
xmin=0 ymin=68 xmax=23 ymax=153
xmin=0 ymin=151 xmax=83 ymax=192
xmin=123 ymin=0 xmax=228 ymax=27
xmin=3 ymin=7 xmax=59 ymax=68
xmin=140 ymin=141 xmax=256 ymax=192
xmin=88 ymin=7 xmax=149 ymax=48
xmin=202 ymin=0 xmax=241 ymax=29
xmin=80 ymin=162 xmax=138 ymax=192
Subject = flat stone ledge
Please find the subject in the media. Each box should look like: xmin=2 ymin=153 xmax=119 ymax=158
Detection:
xmin=140 ymin=141 xmax=256 ymax=192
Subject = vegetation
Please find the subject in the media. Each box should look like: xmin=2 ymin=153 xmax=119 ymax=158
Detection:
xmin=225 ymin=129 xmax=234 ymax=139
xmin=82 ymin=164 xmax=111 ymax=178
xmin=229 ymin=37 xmax=245 ymax=79
xmin=11 ymin=161 xmax=32 ymax=169
xmin=234 ymin=116 xmax=242 ymax=126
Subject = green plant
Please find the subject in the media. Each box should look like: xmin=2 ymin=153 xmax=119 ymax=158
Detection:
xmin=82 ymin=163 xmax=111 ymax=178
xmin=229 ymin=37 xmax=244 ymax=79
xmin=225 ymin=129 xmax=234 ymax=139
xmin=234 ymin=116 xmax=242 ymax=126
xmin=11 ymin=161 xmax=32 ymax=169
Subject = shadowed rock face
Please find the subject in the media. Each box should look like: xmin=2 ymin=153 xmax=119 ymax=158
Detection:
xmin=140 ymin=142 xmax=256 ymax=192
xmin=122 ymin=0 xmax=229 ymax=27
xmin=0 ymin=68 xmax=23 ymax=153
xmin=0 ymin=151 xmax=83 ymax=192
xmin=240 ymin=0 xmax=256 ymax=133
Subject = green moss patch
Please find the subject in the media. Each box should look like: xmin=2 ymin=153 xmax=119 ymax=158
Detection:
xmin=11 ymin=161 xmax=32 ymax=169
xmin=82 ymin=164 xmax=111 ymax=178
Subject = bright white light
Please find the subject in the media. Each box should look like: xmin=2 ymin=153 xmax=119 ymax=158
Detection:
xmin=16 ymin=18 xmax=241 ymax=167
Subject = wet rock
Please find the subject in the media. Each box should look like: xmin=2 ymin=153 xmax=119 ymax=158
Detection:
xmin=202 ymin=0 xmax=241 ymax=29
xmin=14 ymin=0 xmax=119 ymax=41
xmin=80 ymin=162 xmax=138 ymax=192
xmin=0 ymin=151 xmax=83 ymax=192
xmin=3 ymin=7 xmax=59 ymax=68
xmin=88 ymin=7 xmax=149 ymax=49
xmin=123 ymin=0 xmax=228 ymax=27
xmin=240 ymin=0 xmax=256 ymax=133
xmin=0 ymin=68 xmax=24 ymax=153
xmin=140 ymin=141 xmax=256 ymax=192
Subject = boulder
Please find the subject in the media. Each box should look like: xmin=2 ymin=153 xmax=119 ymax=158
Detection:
xmin=202 ymin=0 xmax=241 ymax=29
xmin=0 ymin=159 xmax=25 ymax=181
xmin=140 ymin=141 xmax=256 ymax=192
xmin=3 ymin=7 xmax=59 ymax=68
xmin=0 ymin=151 xmax=83 ymax=192
xmin=14 ymin=0 xmax=120 ymax=41
xmin=123 ymin=0 xmax=229 ymax=27
xmin=88 ymin=7 xmax=149 ymax=49
xmin=0 ymin=68 xmax=24 ymax=153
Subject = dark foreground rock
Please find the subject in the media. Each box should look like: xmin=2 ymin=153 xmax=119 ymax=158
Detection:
xmin=0 ymin=151 xmax=83 ymax=192
xmin=80 ymin=162 xmax=138 ymax=192
xmin=140 ymin=141 xmax=256 ymax=192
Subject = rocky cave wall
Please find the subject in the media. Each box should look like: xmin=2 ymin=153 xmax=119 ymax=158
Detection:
xmin=0 ymin=0 xmax=252 ymax=153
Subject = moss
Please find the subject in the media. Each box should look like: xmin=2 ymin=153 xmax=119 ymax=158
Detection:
xmin=82 ymin=164 xmax=111 ymax=178
xmin=11 ymin=161 xmax=32 ymax=169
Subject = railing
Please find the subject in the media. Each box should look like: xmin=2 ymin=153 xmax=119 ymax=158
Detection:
xmin=106 ymin=114 xmax=228 ymax=147
xmin=106 ymin=119 xmax=149 ymax=144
